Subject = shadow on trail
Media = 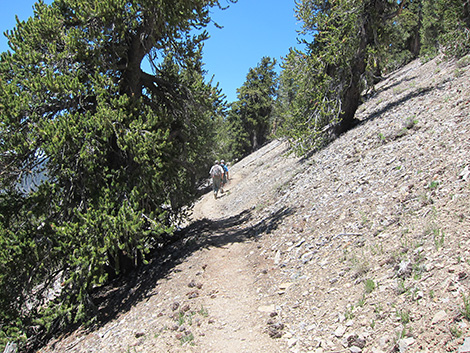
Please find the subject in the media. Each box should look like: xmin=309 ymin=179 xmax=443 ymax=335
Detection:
xmin=89 ymin=206 xmax=294 ymax=333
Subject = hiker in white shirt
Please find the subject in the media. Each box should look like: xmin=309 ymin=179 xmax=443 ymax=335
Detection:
xmin=209 ymin=160 xmax=224 ymax=199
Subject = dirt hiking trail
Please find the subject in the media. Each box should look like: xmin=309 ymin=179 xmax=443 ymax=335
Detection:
xmin=40 ymin=140 xmax=300 ymax=353
xmin=40 ymin=55 xmax=470 ymax=353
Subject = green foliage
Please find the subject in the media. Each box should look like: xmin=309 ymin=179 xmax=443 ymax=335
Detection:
xmin=0 ymin=0 xmax=231 ymax=349
xmin=437 ymin=0 xmax=470 ymax=57
xmin=420 ymin=0 xmax=443 ymax=57
xmin=381 ymin=1 xmax=421 ymax=72
xmin=277 ymin=0 xmax=409 ymax=154
xmin=397 ymin=309 xmax=411 ymax=325
xmin=1 ymin=0 xmax=468 ymax=349
xmin=275 ymin=48 xmax=340 ymax=155
xmin=277 ymin=0 xmax=469 ymax=156
xmin=462 ymin=293 xmax=470 ymax=321
xmin=365 ymin=279 xmax=376 ymax=294
xmin=225 ymin=57 xmax=278 ymax=159
xmin=420 ymin=0 xmax=470 ymax=58
xmin=450 ymin=325 xmax=463 ymax=338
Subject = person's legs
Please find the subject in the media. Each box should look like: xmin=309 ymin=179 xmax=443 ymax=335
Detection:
xmin=213 ymin=177 xmax=221 ymax=198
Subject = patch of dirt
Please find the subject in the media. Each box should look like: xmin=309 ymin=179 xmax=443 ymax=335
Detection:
xmin=39 ymin=55 xmax=470 ymax=353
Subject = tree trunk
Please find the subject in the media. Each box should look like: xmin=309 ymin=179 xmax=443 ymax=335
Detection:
xmin=333 ymin=0 xmax=394 ymax=137
xmin=333 ymin=17 xmax=369 ymax=136
xmin=252 ymin=134 xmax=258 ymax=151
xmin=464 ymin=0 xmax=470 ymax=28
xmin=334 ymin=84 xmax=361 ymax=136
xmin=408 ymin=3 xmax=423 ymax=58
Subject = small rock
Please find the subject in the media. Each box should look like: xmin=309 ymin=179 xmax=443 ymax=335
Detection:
xmin=306 ymin=324 xmax=316 ymax=331
xmin=350 ymin=346 xmax=362 ymax=353
xmin=283 ymin=332 xmax=293 ymax=339
xmin=334 ymin=324 xmax=347 ymax=338
xmin=186 ymin=290 xmax=199 ymax=299
xmin=134 ymin=331 xmax=145 ymax=338
xmin=431 ymin=310 xmax=447 ymax=324
xmin=347 ymin=334 xmax=366 ymax=348
xmin=370 ymin=349 xmax=385 ymax=353
xmin=188 ymin=280 xmax=203 ymax=289
xmin=458 ymin=272 xmax=468 ymax=281
xmin=271 ymin=323 xmax=285 ymax=330
xmin=459 ymin=165 xmax=470 ymax=181
xmin=459 ymin=337 xmax=470 ymax=353
xmin=274 ymin=250 xmax=281 ymax=265
xmin=425 ymin=263 xmax=434 ymax=272
xmin=398 ymin=337 xmax=415 ymax=352
xmin=396 ymin=260 xmax=412 ymax=278
xmin=287 ymin=337 xmax=298 ymax=347
xmin=267 ymin=327 xmax=283 ymax=338
xmin=378 ymin=335 xmax=392 ymax=348
xmin=301 ymin=251 xmax=315 ymax=263
xmin=267 ymin=321 xmax=286 ymax=338
xmin=279 ymin=282 xmax=293 ymax=291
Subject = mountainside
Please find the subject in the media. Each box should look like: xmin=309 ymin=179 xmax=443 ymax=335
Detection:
xmin=39 ymin=55 xmax=470 ymax=353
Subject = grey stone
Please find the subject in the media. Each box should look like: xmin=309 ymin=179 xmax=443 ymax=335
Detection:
xmin=459 ymin=337 xmax=470 ymax=353
xmin=350 ymin=346 xmax=362 ymax=353
xmin=397 ymin=260 xmax=412 ymax=278
xmin=398 ymin=337 xmax=415 ymax=352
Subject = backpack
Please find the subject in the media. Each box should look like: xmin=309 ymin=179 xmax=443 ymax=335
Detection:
xmin=211 ymin=165 xmax=223 ymax=177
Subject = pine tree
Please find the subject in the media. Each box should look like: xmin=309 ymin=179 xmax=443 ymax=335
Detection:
xmin=0 ymin=0 xmax=231 ymax=348
xmin=420 ymin=0 xmax=470 ymax=58
xmin=227 ymin=57 xmax=277 ymax=158
xmin=277 ymin=0 xmax=414 ymax=154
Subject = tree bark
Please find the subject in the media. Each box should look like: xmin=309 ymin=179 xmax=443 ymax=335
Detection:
xmin=334 ymin=0 xmax=402 ymax=136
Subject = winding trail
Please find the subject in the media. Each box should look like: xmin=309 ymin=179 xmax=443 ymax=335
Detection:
xmin=174 ymin=141 xmax=299 ymax=352
xmin=40 ymin=140 xmax=297 ymax=353
xmin=187 ymin=154 xmax=287 ymax=352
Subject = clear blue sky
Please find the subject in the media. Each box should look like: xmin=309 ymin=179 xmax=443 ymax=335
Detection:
xmin=0 ymin=0 xmax=302 ymax=103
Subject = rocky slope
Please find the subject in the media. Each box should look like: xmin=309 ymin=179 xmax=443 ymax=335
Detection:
xmin=248 ymin=56 xmax=470 ymax=353
xmin=38 ymin=55 xmax=470 ymax=353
